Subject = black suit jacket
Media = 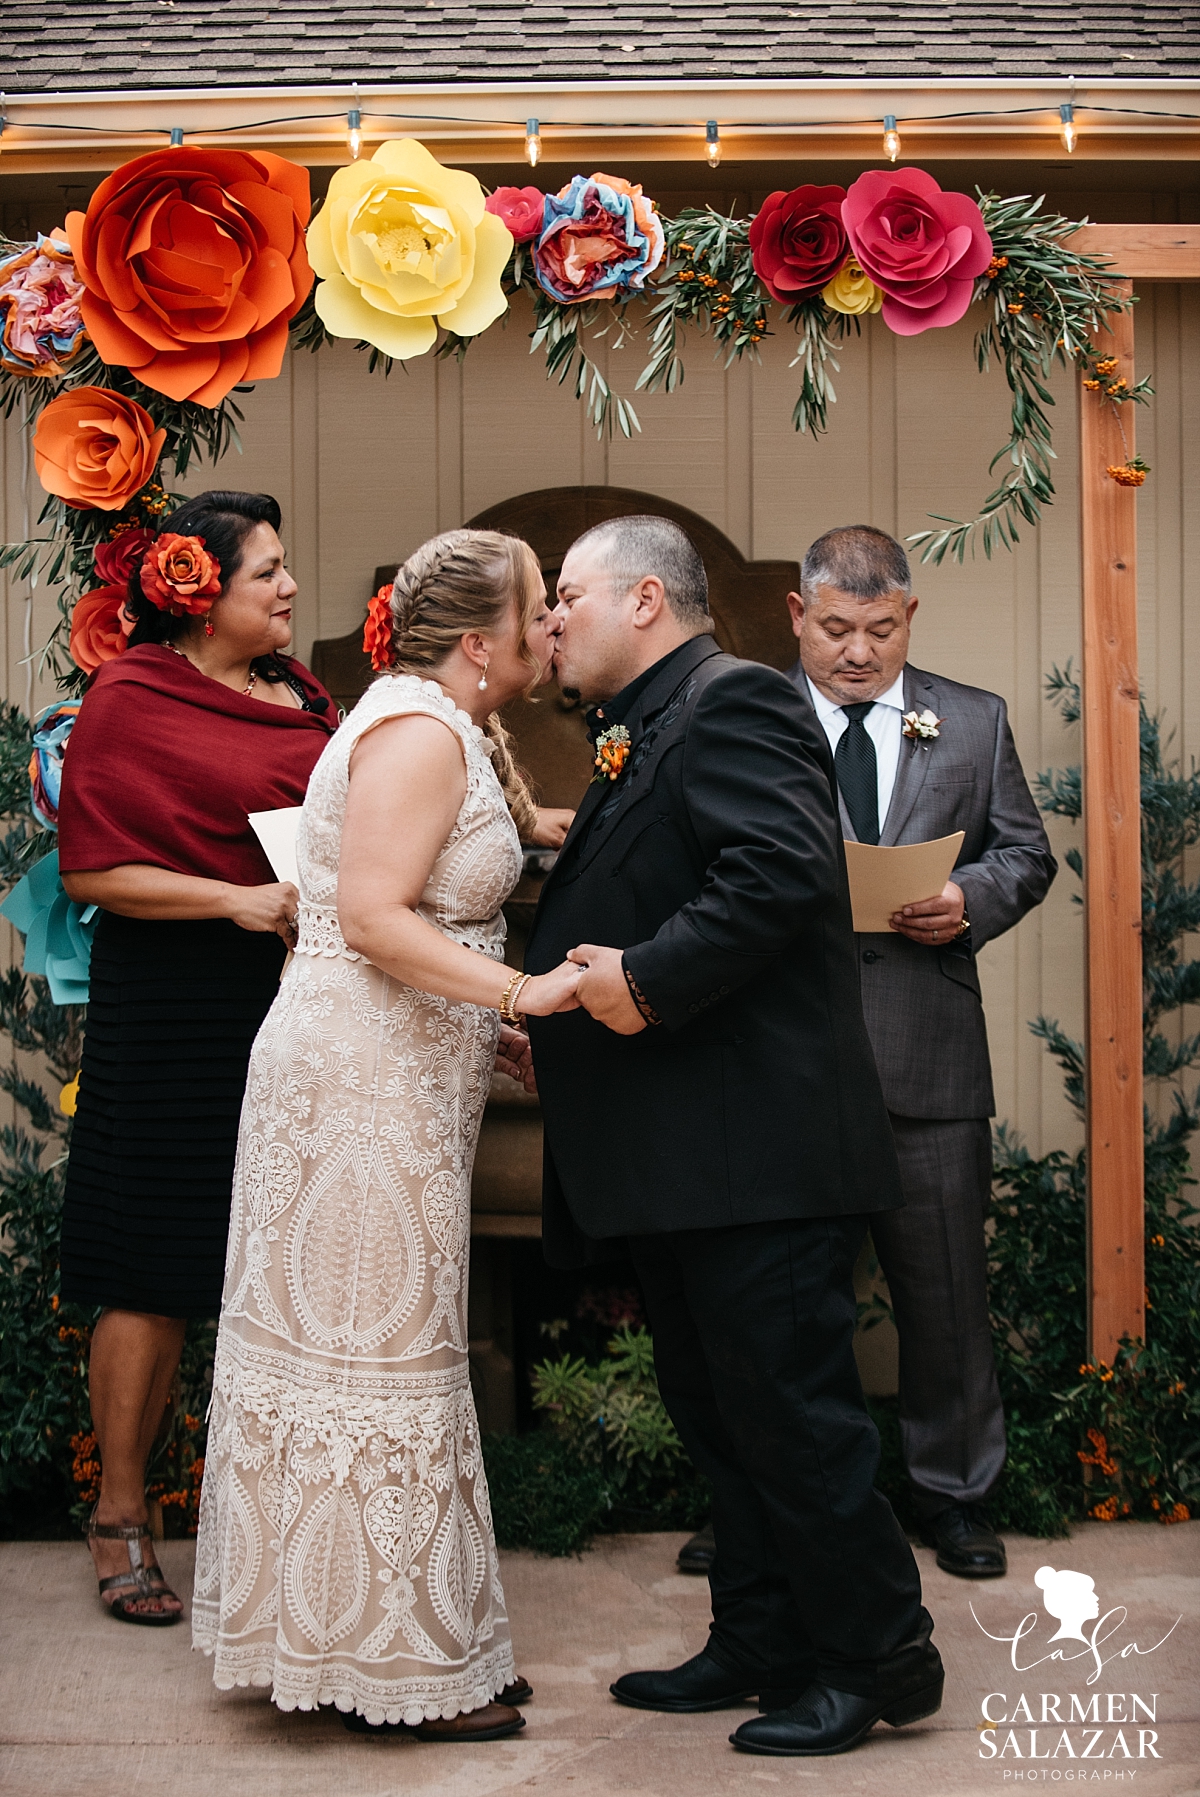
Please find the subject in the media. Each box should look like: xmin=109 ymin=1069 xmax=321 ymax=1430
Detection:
xmin=788 ymin=661 xmax=1057 ymax=1118
xmin=524 ymin=636 xmax=903 ymax=1268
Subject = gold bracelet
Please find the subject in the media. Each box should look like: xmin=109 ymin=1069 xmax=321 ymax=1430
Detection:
xmin=499 ymin=971 xmax=531 ymax=1025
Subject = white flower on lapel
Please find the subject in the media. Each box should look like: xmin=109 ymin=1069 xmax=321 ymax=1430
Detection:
xmin=901 ymin=707 xmax=943 ymax=745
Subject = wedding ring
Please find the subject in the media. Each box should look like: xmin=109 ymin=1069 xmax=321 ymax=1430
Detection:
xmin=932 ymin=930 xmax=939 ymax=940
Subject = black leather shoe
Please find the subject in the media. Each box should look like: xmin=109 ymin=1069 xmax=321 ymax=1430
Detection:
xmin=919 ymin=1504 xmax=1007 ymax=1578
xmin=730 ymin=1649 xmax=944 ymax=1757
xmin=612 ymin=1648 xmax=792 ymax=1714
xmin=676 ymin=1521 xmax=716 ymax=1574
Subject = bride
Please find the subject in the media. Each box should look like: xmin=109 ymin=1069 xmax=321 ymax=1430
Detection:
xmin=193 ymin=529 xmax=581 ymax=1740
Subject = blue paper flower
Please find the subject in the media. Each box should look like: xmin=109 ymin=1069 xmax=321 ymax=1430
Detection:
xmin=29 ymin=700 xmax=82 ymax=829
xmin=533 ymin=172 xmax=665 ymax=305
xmin=0 ymin=847 xmax=97 ymax=1006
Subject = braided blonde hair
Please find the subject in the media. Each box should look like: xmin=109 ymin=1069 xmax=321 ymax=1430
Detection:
xmin=382 ymin=528 xmax=542 ymax=838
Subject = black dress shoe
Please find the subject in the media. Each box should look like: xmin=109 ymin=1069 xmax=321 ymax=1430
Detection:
xmin=731 ymin=1647 xmax=944 ymax=1757
xmin=919 ymin=1503 xmax=1007 ymax=1578
xmin=611 ymin=1648 xmax=801 ymax=1714
xmin=676 ymin=1521 xmax=716 ymax=1574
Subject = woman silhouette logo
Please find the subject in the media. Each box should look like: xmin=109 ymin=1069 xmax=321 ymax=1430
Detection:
xmin=1034 ymin=1565 xmax=1101 ymax=1643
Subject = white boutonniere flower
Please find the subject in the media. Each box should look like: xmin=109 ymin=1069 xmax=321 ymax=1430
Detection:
xmin=901 ymin=708 xmax=943 ymax=745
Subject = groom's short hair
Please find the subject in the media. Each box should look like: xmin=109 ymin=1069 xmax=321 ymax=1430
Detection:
xmin=801 ymin=525 xmax=912 ymax=602
xmin=572 ymin=515 xmax=712 ymax=629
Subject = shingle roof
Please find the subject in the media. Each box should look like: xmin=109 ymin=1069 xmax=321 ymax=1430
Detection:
xmin=2 ymin=0 xmax=1197 ymax=93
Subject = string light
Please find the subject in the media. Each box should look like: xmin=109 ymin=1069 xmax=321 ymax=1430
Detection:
xmin=1059 ymin=102 xmax=1078 ymax=153
xmin=347 ymin=108 xmax=362 ymax=158
xmin=705 ymin=120 xmax=721 ymax=169
xmin=525 ymin=117 xmax=541 ymax=167
xmin=882 ymin=114 xmax=901 ymax=162
xmin=169 ymin=127 xmax=183 ymax=147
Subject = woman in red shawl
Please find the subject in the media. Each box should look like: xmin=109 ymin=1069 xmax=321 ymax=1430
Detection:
xmin=57 ymin=491 xmax=336 ymax=1625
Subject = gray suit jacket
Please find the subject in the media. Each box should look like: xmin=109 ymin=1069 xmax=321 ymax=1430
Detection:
xmin=787 ymin=661 xmax=1057 ymax=1119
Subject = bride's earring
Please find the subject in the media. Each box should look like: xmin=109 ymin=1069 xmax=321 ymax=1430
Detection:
xmin=477 ymin=660 xmax=488 ymax=691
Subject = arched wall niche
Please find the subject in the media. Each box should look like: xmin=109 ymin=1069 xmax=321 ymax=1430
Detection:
xmin=309 ymin=484 xmax=802 ymax=812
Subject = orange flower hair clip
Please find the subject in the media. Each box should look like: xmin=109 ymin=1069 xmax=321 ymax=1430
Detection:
xmin=364 ymin=583 xmax=396 ymax=671
xmin=139 ymin=532 xmax=222 ymax=617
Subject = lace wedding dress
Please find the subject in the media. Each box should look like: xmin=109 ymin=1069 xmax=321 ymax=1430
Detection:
xmin=192 ymin=675 xmax=522 ymax=1724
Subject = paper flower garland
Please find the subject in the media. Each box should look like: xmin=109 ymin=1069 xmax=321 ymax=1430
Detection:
xmin=65 ymin=147 xmax=313 ymax=406
xmin=308 ymin=137 xmax=513 ymax=359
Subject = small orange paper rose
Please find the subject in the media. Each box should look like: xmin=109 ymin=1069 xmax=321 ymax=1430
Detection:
xmin=65 ymin=147 xmax=313 ymax=408
xmin=363 ymin=583 xmax=396 ymax=671
xmin=69 ymin=584 xmax=135 ymax=674
xmin=139 ymin=533 xmax=222 ymax=616
xmin=33 ymin=386 xmax=166 ymax=512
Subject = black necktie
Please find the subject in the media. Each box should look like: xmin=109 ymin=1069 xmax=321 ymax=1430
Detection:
xmin=835 ymin=701 xmax=880 ymax=845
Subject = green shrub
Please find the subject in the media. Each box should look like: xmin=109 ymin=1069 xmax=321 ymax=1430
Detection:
xmin=482 ymin=1432 xmax=610 ymax=1556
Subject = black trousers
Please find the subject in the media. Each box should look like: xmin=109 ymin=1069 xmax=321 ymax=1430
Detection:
xmin=870 ymin=1116 xmax=1006 ymax=1519
xmin=630 ymin=1217 xmax=928 ymax=1698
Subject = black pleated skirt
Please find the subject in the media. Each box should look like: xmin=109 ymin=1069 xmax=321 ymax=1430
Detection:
xmin=59 ymin=912 xmax=286 ymax=1319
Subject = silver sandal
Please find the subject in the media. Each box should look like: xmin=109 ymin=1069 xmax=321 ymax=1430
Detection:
xmin=87 ymin=1508 xmax=182 ymax=1626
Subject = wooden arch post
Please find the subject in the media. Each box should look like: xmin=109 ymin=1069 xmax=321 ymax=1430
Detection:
xmin=1071 ymin=226 xmax=1200 ymax=1362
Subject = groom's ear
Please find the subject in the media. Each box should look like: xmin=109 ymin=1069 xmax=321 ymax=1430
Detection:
xmin=629 ymin=575 xmax=666 ymax=628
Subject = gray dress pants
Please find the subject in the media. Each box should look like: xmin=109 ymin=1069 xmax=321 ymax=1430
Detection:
xmin=868 ymin=1115 xmax=1006 ymax=1518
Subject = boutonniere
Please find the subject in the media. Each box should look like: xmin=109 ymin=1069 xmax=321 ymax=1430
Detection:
xmin=591 ymin=723 xmax=631 ymax=784
xmin=902 ymin=708 xmax=943 ymax=746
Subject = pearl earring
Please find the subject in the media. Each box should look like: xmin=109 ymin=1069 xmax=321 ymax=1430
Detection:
xmin=477 ymin=660 xmax=488 ymax=691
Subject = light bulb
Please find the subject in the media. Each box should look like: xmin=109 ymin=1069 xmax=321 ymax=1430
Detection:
xmin=705 ymin=120 xmax=721 ymax=169
xmin=525 ymin=118 xmax=541 ymax=168
xmin=1059 ymin=102 xmax=1078 ymax=154
xmin=882 ymin=114 xmax=901 ymax=163
xmin=347 ymin=108 xmax=362 ymax=159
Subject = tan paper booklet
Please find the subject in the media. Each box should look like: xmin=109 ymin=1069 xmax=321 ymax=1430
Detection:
xmin=843 ymin=832 xmax=965 ymax=934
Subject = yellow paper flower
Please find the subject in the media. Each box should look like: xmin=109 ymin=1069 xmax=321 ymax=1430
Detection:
xmin=822 ymin=259 xmax=884 ymax=316
xmin=307 ymin=138 xmax=514 ymax=359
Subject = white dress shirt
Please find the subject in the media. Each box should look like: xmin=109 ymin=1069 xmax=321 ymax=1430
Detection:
xmin=805 ymin=671 xmax=908 ymax=838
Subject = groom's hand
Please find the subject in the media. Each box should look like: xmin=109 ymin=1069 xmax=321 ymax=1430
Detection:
xmin=495 ymin=1023 xmax=537 ymax=1093
xmin=567 ymin=944 xmax=647 ymax=1036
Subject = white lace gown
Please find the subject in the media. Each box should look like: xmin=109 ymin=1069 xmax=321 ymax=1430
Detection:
xmin=192 ymin=675 xmax=521 ymax=1724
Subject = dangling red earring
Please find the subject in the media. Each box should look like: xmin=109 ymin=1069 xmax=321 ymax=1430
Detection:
xmin=204 ymin=619 xmax=215 ymax=637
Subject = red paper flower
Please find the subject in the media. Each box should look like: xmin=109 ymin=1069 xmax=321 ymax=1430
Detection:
xmin=93 ymin=525 xmax=154 ymax=590
xmin=484 ymin=186 xmax=545 ymax=245
xmin=364 ymin=584 xmax=396 ymax=671
xmin=748 ymin=185 xmax=848 ymax=303
xmin=69 ymin=584 xmax=136 ymax=674
xmin=64 ymin=147 xmax=313 ymax=408
xmin=139 ymin=533 xmax=222 ymax=616
xmin=842 ymin=168 xmax=992 ymax=335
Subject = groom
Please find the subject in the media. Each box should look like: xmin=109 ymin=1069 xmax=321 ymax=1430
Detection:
xmin=523 ymin=516 xmax=942 ymax=1758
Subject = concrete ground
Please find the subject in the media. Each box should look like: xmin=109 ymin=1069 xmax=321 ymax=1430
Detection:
xmin=1 ymin=1523 xmax=1196 ymax=1797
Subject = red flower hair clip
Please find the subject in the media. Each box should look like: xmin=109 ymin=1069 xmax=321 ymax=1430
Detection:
xmin=139 ymin=532 xmax=222 ymax=617
xmin=364 ymin=583 xmax=396 ymax=671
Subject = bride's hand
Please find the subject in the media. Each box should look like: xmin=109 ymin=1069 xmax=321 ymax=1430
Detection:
xmin=527 ymin=807 xmax=575 ymax=850
xmin=517 ymin=961 xmax=582 ymax=1016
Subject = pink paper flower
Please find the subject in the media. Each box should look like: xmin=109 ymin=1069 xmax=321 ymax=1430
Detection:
xmin=0 ymin=232 xmax=87 ymax=377
xmin=484 ymin=186 xmax=545 ymax=245
xmin=842 ymin=169 xmax=992 ymax=335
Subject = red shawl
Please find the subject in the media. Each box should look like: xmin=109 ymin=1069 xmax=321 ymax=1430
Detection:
xmin=58 ymin=645 xmax=336 ymax=884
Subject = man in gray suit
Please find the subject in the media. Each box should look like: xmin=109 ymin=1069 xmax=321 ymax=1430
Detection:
xmin=786 ymin=523 xmax=1056 ymax=1577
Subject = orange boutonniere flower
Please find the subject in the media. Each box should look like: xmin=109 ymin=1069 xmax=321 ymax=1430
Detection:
xmin=591 ymin=722 xmax=631 ymax=783
xmin=363 ymin=583 xmax=396 ymax=671
xmin=139 ymin=533 xmax=222 ymax=616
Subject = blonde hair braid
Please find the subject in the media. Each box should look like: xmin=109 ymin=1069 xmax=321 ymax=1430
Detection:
xmin=382 ymin=528 xmax=541 ymax=839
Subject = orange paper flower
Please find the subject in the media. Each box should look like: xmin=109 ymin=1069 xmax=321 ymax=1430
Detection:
xmin=65 ymin=147 xmax=313 ymax=408
xmin=69 ymin=584 xmax=135 ymax=673
xmin=364 ymin=583 xmax=396 ymax=670
xmin=33 ymin=386 xmax=166 ymax=512
xmin=139 ymin=532 xmax=222 ymax=616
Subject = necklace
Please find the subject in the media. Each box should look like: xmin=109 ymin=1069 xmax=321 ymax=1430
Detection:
xmin=164 ymin=641 xmax=258 ymax=696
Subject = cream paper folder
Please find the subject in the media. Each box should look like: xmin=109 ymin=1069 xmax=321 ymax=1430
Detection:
xmin=843 ymin=832 xmax=965 ymax=934
xmin=248 ymin=806 xmax=302 ymax=887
